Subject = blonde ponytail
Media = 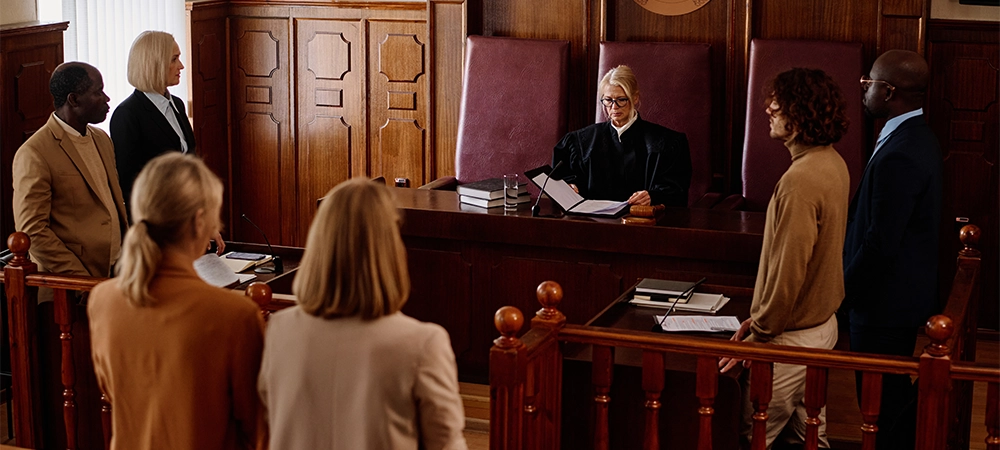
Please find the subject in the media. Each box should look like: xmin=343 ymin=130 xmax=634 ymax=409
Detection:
xmin=115 ymin=221 xmax=162 ymax=306
xmin=114 ymin=153 xmax=223 ymax=307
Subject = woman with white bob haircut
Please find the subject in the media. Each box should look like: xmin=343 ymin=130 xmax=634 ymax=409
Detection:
xmin=88 ymin=153 xmax=264 ymax=449
xmin=258 ymin=178 xmax=468 ymax=450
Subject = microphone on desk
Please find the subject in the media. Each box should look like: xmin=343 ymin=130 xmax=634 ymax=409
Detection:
xmin=241 ymin=213 xmax=283 ymax=274
xmin=532 ymin=160 xmax=563 ymax=217
xmin=655 ymin=277 xmax=707 ymax=330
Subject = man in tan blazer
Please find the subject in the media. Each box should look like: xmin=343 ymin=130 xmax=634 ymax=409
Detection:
xmin=12 ymin=62 xmax=127 ymax=278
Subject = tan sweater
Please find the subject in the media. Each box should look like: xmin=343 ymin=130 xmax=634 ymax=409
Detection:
xmin=748 ymin=142 xmax=850 ymax=343
xmin=88 ymin=253 xmax=265 ymax=449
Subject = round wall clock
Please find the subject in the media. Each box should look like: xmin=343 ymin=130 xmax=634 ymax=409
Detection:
xmin=634 ymin=0 xmax=712 ymax=16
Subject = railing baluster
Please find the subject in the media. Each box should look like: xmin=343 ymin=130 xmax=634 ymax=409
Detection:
xmin=987 ymin=381 xmax=999 ymax=450
xmin=695 ymin=356 xmax=718 ymax=450
xmin=750 ymin=361 xmax=773 ymax=450
xmin=3 ymin=232 xmax=44 ymax=448
xmin=804 ymin=366 xmax=828 ymax=449
xmin=101 ymin=394 xmax=112 ymax=450
xmin=860 ymin=371 xmax=882 ymax=450
xmin=592 ymin=344 xmax=613 ymax=450
xmin=641 ymin=351 xmax=664 ymax=450
xmin=490 ymin=306 xmax=526 ymax=450
xmin=524 ymin=356 xmax=538 ymax=450
xmin=53 ymin=288 xmax=78 ymax=449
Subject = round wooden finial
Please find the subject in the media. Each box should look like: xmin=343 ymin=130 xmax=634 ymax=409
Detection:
xmin=245 ymin=282 xmax=273 ymax=309
xmin=924 ymin=314 xmax=954 ymax=357
xmin=536 ymin=281 xmax=563 ymax=310
xmin=959 ymin=224 xmax=981 ymax=257
xmin=7 ymin=232 xmax=30 ymax=266
xmin=493 ymin=306 xmax=524 ymax=348
xmin=535 ymin=280 xmax=566 ymax=324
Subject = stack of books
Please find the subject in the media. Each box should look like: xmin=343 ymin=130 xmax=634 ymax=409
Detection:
xmin=629 ymin=278 xmax=730 ymax=314
xmin=632 ymin=278 xmax=700 ymax=303
xmin=457 ymin=177 xmax=530 ymax=208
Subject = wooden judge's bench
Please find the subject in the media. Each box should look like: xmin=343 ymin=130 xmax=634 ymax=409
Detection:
xmin=247 ymin=187 xmax=765 ymax=383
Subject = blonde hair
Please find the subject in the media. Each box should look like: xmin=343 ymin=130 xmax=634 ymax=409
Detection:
xmin=127 ymin=31 xmax=175 ymax=94
xmin=294 ymin=178 xmax=410 ymax=320
xmin=116 ymin=153 xmax=223 ymax=306
xmin=598 ymin=65 xmax=641 ymax=108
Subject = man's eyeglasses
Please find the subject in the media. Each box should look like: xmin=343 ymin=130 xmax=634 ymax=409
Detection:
xmin=600 ymin=97 xmax=630 ymax=108
xmin=860 ymin=76 xmax=895 ymax=93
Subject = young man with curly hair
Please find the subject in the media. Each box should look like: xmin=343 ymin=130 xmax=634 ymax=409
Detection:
xmin=719 ymin=68 xmax=850 ymax=449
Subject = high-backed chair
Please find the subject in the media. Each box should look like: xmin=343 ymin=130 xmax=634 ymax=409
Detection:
xmin=719 ymin=39 xmax=865 ymax=211
xmin=597 ymin=41 xmax=714 ymax=207
xmin=421 ymin=35 xmax=570 ymax=191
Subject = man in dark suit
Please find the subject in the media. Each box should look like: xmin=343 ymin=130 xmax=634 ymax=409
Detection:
xmin=843 ymin=49 xmax=943 ymax=450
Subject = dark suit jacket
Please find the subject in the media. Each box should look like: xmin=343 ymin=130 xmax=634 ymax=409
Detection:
xmin=110 ymin=89 xmax=196 ymax=213
xmin=843 ymin=114 xmax=943 ymax=328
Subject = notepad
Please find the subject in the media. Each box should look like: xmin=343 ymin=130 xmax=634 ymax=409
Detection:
xmin=629 ymin=293 xmax=730 ymax=314
xmin=220 ymin=252 xmax=273 ymax=272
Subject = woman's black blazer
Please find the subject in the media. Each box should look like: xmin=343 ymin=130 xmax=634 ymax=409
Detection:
xmin=110 ymin=89 xmax=196 ymax=213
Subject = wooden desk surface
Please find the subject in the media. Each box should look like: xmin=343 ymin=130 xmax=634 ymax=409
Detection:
xmin=236 ymin=187 xmax=766 ymax=383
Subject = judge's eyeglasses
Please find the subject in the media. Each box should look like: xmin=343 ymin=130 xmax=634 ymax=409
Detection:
xmin=600 ymin=97 xmax=630 ymax=108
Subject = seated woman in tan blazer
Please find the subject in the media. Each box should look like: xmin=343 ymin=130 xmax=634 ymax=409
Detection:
xmin=88 ymin=153 xmax=264 ymax=449
xmin=258 ymin=178 xmax=467 ymax=450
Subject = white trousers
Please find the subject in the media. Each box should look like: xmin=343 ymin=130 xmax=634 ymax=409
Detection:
xmin=741 ymin=314 xmax=838 ymax=449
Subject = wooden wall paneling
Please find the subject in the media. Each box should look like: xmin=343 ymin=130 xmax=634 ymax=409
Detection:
xmin=926 ymin=19 xmax=999 ymax=330
xmin=368 ymin=19 xmax=429 ymax=186
xmin=230 ymin=17 xmax=294 ymax=245
xmin=428 ymin=0 xmax=466 ymax=181
xmin=604 ymin=0 xmax=736 ymax=192
xmin=481 ymin=0 xmax=591 ymax=132
xmin=295 ymin=18 xmax=364 ymax=241
xmin=404 ymin=246 xmax=472 ymax=368
xmin=187 ymin=3 xmax=231 ymax=234
xmin=0 ymin=21 xmax=68 ymax=247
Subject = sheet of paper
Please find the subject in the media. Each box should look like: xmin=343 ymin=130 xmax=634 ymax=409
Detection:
xmin=653 ymin=315 xmax=742 ymax=332
xmin=194 ymin=254 xmax=240 ymax=288
xmin=530 ymin=172 xmax=584 ymax=210
xmin=569 ymin=199 xmax=628 ymax=214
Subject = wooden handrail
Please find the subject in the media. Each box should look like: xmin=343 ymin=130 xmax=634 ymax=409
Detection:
xmin=490 ymin=224 xmax=991 ymax=449
xmin=1 ymin=231 xmax=294 ymax=448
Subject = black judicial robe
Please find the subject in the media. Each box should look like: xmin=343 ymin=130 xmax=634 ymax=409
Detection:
xmin=552 ymin=116 xmax=691 ymax=207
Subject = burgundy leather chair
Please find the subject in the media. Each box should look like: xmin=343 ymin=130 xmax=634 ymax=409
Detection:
xmin=421 ymin=35 xmax=570 ymax=192
xmin=718 ymin=39 xmax=865 ymax=211
xmin=597 ymin=41 xmax=714 ymax=207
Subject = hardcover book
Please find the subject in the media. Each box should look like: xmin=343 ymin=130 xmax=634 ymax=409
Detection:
xmin=456 ymin=177 xmax=528 ymax=200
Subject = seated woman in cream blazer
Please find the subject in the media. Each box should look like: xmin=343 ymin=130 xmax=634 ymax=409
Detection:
xmin=258 ymin=178 xmax=467 ymax=450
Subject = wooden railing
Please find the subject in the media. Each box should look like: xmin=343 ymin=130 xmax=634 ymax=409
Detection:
xmin=490 ymin=225 xmax=998 ymax=450
xmin=1 ymin=231 xmax=278 ymax=449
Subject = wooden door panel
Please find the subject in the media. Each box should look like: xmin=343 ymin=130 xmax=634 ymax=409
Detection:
xmin=231 ymin=18 xmax=292 ymax=244
xmin=368 ymin=20 xmax=428 ymax=186
xmin=295 ymin=19 xmax=364 ymax=240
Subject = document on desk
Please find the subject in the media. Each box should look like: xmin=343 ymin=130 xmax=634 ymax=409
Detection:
xmin=526 ymin=165 xmax=629 ymax=217
xmin=654 ymin=315 xmax=742 ymax=333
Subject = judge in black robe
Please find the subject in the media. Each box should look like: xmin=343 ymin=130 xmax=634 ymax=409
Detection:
xmin=552 ymin=115 xmax=692 ymax=207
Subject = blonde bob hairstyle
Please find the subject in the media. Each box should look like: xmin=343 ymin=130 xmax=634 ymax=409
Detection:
xmin=116 ymin=153 xmax=223 ymax=307
xmin=127 ymin=30 xmax=176 ymax=94
xmin=294 ymin=178 xmax=410 ymax=320
xmin=598 ymin=65 xmax=641 ymax=109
